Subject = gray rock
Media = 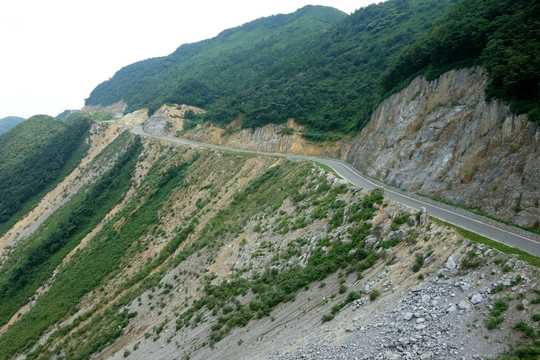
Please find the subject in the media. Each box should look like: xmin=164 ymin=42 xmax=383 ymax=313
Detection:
xmin=470 ymin=294 xmax=483 ymax=305
xmin=365 ymin=235 xmax=379 ymax=249
xmin=445 ymin=254 xmax=460 ymax=270
xmin=419 ymin=207 xmax=429 ymax=225
xmin=458 ymin=300 xmax=471 ymax=310
xmin=392 ymin=229 xmax=408 ymax=240
xmin=403 ymin=312 xmax=414 ymax=321
xmin=385 ymin=351 xmax=401 ymax=360
xmin=344 ymin=67 xmax=540 ymax=228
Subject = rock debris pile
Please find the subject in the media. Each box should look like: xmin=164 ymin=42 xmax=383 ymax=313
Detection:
xmin=273 ymin=249 xmax=535 ymax=360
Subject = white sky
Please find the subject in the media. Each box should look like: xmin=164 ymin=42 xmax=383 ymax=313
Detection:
xmin=0 ymin=0 xmax=380 ymax=119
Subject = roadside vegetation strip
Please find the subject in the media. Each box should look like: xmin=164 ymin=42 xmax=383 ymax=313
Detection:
xmin=431 ymin=218 xmax=540 ymax=268
xmin=417 ymin=193 xmax=540 ymax=236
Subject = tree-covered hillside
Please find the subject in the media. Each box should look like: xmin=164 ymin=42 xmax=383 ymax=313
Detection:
xmin=85 ymin=1 xmax=457 ymax=136
xmin=381 ymin=0 xmax=540 ymax=124
xmin=0 ymin=115 xmax=91 ymax=234
xmin=86 ymin=0 xmax=539 ymax=134
xmin=0 ymin=116 xmax=25 ymax=135
xmin=86 ymin=5 xmax=346 ymax=117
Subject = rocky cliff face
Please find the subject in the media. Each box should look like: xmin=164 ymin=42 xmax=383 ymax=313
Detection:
xmin=184 ymin=118 xmax=346 ymax=157
xmin=142 ymin=104 xmax=205 ymax=136
xmin=346 ymin=67 xmax=539 ymax=228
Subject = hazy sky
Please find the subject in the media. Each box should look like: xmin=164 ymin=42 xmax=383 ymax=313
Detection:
xmin=0 ymin=0 xmax=381 ymax=119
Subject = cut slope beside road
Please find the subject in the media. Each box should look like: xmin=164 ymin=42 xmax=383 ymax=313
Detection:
xmin=130 ymin=125 xmax=540 ymax=257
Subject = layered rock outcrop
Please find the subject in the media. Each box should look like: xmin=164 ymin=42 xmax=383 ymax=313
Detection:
xmin=346 ymin=67 xmax=539 ymax=228
xmin=185 ymin=118 xmax=346 ymax=157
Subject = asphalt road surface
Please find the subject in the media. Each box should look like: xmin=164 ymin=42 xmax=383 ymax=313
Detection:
xmin=130 ymin=125 xmax=540 ymax=257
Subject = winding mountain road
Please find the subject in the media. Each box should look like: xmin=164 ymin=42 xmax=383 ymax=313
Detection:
xmin=130 ymin=125 xmax=540 ymax=257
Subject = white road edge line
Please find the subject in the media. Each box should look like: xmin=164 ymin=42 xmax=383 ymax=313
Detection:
xmin=336 ymin=161 xmax=537 ymax=246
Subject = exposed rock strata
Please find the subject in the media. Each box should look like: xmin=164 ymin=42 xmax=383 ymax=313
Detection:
xmin=347 ymin=67 xmax=539 ymax=228
xmin=142 ymin=104 xmax=205 ymax=136
xmin=184 ymin=118 xmax=346 ymax=157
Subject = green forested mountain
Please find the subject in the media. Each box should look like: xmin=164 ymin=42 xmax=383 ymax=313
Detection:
xmin=0 ymin=115 xmax=91 ymax=234
xmin=0 ymin=116 xmax=25 ymax=135
xmin=85 ymin=0 xmax=539 ymax=131
xmin=237 ymin=0 xmax=459 ymax=133
xmin=86 ymin=5 xmax=347 ymax=120
xmin=85 ymin=1 xmax=458 ymax=136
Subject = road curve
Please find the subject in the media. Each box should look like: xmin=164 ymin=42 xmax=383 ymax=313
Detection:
xmin=130 ymin=125 xmax=540 ymax=257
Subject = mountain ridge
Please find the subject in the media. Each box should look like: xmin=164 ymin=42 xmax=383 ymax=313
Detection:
xmin=0 ymin=116 xmax=25 ymax=135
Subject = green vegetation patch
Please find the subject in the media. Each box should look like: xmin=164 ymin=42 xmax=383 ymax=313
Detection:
xmin=382 ymin=0 xmax=540 ymax=124
xmin=314 ymin=162 xmax=341 ymax=178
xmin=0 ymin=115 xmax=92 ymax=236
xmin=431 ymin=218 xmax=540 ymax=268
xmin=485 ymin=298 xmax=508 ymax=330
xmin=0 ymin=137 xmax=142 ymax=358
xmin=175 ymin=188 xmax=384 ymax=343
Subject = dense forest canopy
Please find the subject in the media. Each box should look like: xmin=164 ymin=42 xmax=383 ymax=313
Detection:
xmin=86 ymin=0 xmax=539 ymax=134
xmin=86 ymin=6 xmax=347 ymax=116
xmin=381 ymin=0 xmax=540 ymax=124
xmin=0 ymin=115 xmax=91 ymax=228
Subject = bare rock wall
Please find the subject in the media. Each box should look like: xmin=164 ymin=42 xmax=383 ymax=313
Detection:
xmin=346 ymin=67 xmax=539 ymax=227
